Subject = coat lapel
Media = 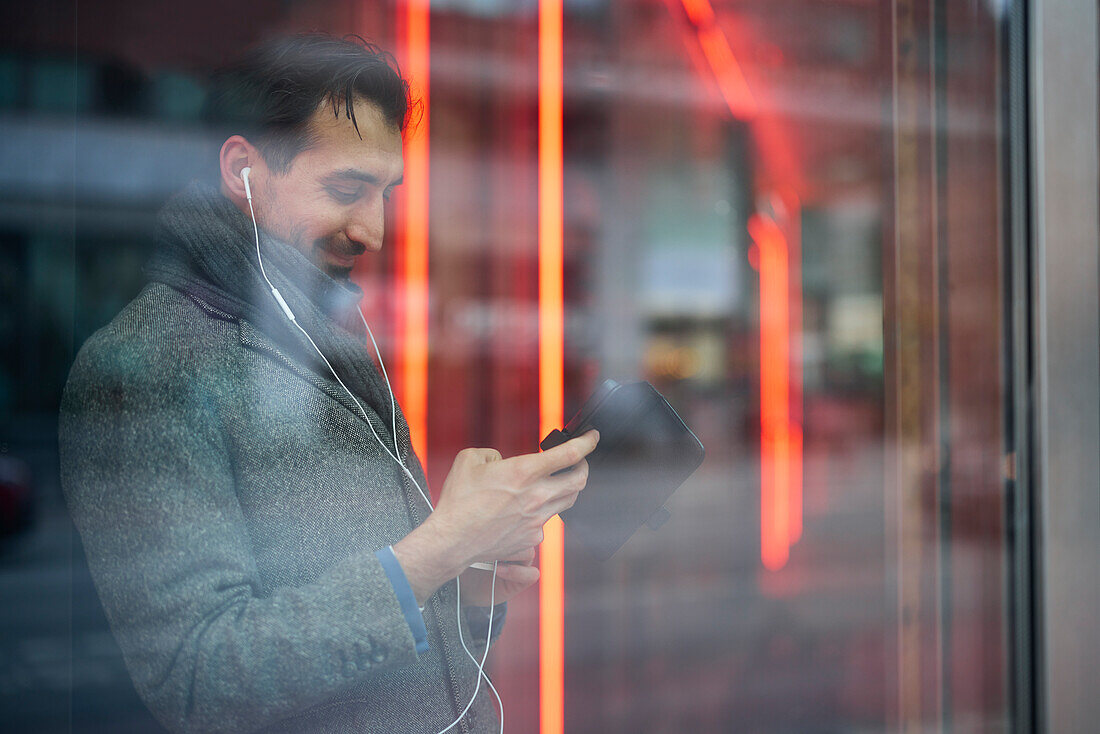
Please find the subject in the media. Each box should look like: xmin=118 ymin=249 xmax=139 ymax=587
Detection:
xmin=237 ymin=312 xmax=434 ymax=525
xmin=236 ymin=318 xmax=401 ymax=448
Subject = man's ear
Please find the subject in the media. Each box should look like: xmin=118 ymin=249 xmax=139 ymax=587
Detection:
xmin=219 ymin=135 xmax=262 ymax=205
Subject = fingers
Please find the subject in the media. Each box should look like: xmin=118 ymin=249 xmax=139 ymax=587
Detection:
xmin=526 ymin=429 xmax=599 ymax=478
xmin=471 ymin=547 xmax=535 ymax=569
xmin=542 ymin=456 xmax=589 ymax=495
xmin=501 ymin=547 xmax=537 ymax=565
xmin=460 ymin=563 xmax=540 ymax=606
xmin=493 ymin=563 xmax=539 ymax=586
xmin=526 ymin=459 xmax=588 ymax=520
xmin=442 ymin=434 xmax=595 ymax=567
xmin=544 ymin=489 xmax=582 ymax=518
xmin=516 ymin=458 xmax=589 ymax=526
xmin=477 ymin=547 xmax=536 ymax=565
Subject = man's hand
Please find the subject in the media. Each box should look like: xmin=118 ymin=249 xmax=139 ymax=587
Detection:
xmin=457 ymin=548 xmax=540 ymax=607
xmin=392 ymin=430 xmax=598 ymax=605
xmin=432 ymin=429 xmax=598 ymax=563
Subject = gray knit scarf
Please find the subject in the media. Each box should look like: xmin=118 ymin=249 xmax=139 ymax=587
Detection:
xmin=146 ymin=181 xmax=409 ymax=448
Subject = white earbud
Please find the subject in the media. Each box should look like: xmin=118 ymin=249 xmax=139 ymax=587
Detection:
xmin=241 ymin=166 xmax=253 ymax=201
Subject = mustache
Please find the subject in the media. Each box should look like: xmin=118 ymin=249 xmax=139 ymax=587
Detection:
xmin=315 ymin=237 xmax=366 ymax=258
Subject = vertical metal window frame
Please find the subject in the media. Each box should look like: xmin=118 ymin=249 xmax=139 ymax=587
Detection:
xmin=1005 ymin=0 xmax=1035 ymax=729
xmin=1028 ymin=1 xmax=1100 ymax=732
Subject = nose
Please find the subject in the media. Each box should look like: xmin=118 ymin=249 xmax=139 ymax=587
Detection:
xmin=344 ymin=196 xmax=385 ymax=253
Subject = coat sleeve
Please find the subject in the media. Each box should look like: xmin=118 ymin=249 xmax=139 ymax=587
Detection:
xmin=59 ymin=331 xmax=421 ymax=734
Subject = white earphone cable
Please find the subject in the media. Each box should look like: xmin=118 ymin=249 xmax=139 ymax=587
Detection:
xmin=356 ymin=308 xmax=399 ymax=459
xmin=246 ymin=183 xmax=503 ymax=733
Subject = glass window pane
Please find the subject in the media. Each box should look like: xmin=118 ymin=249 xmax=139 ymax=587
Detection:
xmin=0 ymin=1 xmax=1028 ymax=731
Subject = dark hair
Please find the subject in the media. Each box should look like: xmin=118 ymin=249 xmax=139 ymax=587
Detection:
xmin=204 ymin=33 xmax=415 ymax=173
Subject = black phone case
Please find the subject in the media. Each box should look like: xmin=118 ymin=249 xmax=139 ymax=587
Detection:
xmin=540 ymin=379 xmax=705 ymax=560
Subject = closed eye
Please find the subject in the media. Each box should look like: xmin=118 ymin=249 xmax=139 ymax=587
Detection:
xmin=325 ymin=185 xmax=362 ymax=204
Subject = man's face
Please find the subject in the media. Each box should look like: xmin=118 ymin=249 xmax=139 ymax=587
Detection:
xmin=253 ymin=98 xmax=404 ymax=282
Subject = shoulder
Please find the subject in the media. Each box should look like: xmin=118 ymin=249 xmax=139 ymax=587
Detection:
xmin=62 ymin=283 xmax=239 ymax=412
xmin=94 ymin=282 xmax=235 ymax=353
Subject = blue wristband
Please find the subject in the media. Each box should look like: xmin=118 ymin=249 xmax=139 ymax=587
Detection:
xmin=376 ymin=546 xmax=430 ymax=654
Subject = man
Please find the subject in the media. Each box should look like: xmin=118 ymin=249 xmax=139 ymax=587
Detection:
xmin=59 ymin=33 xmax=597 ymax=733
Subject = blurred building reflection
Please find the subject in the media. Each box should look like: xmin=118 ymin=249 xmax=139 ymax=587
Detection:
xmin=1 ymin=0 xmax=1094 ymax=732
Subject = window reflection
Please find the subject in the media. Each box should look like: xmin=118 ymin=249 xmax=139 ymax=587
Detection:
xmin=1 ymin=1 xmax=1018 ymax=732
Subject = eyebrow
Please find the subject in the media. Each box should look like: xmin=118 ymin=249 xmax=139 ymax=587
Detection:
xmin=325 ymin=168 xmax=403 ymax=187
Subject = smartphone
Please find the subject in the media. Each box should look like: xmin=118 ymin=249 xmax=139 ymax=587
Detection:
xmin=540 ymin=380 xmax=705 ymax=560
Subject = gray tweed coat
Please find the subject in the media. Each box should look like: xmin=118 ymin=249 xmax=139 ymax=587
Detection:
xmin=59 ymin=282 xmax=500 ymax=733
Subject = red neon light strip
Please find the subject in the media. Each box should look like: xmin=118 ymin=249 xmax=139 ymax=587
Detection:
xmin=789 ymin=425 xmax=803 ymax=544
xmin=785 ymin=196 xmax=803 ymax=545
xmin=402 ymin=0 xmax=430 ymax=462
xmin=674 ymin=0 xmax=802 ymax=567
xmin=750 ymin=213 xmax=793 ymax=571
xmin=538 ymin=0 xmax=565 ymax=732
xmin=679 ymin=0 xmax=716 ymax=25
xmin=679 ymin=0 xmax=756 ymax=120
